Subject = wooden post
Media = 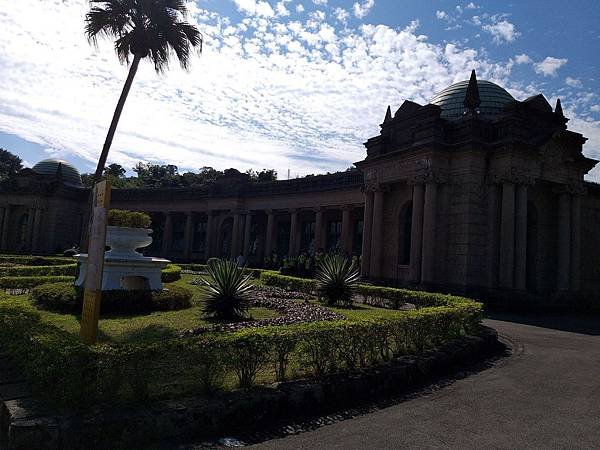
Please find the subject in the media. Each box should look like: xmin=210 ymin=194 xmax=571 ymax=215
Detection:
xmin=80 ymin=180 xmax=111 ymax=345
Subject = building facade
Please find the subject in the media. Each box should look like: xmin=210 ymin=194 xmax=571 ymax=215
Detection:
xmin=2 ymin=72 xmax=600 ymax=299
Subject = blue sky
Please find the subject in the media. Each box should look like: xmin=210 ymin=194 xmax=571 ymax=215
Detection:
xmin=0 ymin=0 xmax=599 ymax=179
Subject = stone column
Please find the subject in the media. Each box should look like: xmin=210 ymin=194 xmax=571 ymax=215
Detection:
xmin=570 ymin=194 xmax=582 ymax=291
xmin=514 ymin=185 xmax=528 ymax=290
xmin=1 ymin=207 xmax=10 ymax=251
xmin=205 ymin=212 xmax=215 ymax=260
xmin=264 ymin=210 xmax=276 ymax=257
xmin=409 ymin=184 xmax=425 ymax=282
xmin=288 ymin=209 xmax=299 ymax=258
xmin=161 ymin=212 xmax=172 ymax=256
xmin=243 ymin=212 xmax=252 ymax=258
xmin=27 ymin=208 xmax=35 ymax=249
xmin=231 ymin=212 xmax=242 ymax=259
xmin=360 ymin=193 xmax=374 ymax=277
xmin=557 ymin=192 xmax=571 ymax=291
xmin=421 ymin=182 xmax=438 ymax=284
xmin=314 ymin=207 xmax=325 ymax=254
xmin=183 ymin=212 xmax=194 ymax=260
xmin=487 ymin=184 xmax=500 ymax=288
xmin=31 ymin=208 xmax=43 ymax=253
xmin=341 ymin=206 xmax=353 ymax=256
xmin=369 ymin=189 xmax=385 ymax=278
xmin=499 ymin=183 xmax=515 ymax=289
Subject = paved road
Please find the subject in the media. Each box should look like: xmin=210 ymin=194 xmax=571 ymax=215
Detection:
xmin=251 ymin=315 xmax=600 ymax=449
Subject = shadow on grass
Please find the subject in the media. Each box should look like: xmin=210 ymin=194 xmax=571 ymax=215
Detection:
xmin=116 ymin=324 xmax=180 ymax=344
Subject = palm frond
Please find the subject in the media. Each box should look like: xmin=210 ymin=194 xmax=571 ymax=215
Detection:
xmin=315 ymin=254 xmax=360 ymax=307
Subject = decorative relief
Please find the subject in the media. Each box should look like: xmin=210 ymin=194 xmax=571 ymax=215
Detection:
xmin=408 ymin=167 xmax=449 ymax=185
xmin=488 ymin=168 xmax=536 ymax=186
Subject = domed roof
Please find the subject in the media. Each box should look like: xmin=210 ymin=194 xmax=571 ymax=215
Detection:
xmin=32 ymin=158 xmax=82 ymax=186
xmin=430 ymin=79 xmax=515 ymax=120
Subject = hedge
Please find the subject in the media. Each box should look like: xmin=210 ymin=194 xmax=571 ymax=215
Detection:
xmin=0 ymin=263 xmax=77 ymax=277
xmin=161 ymin=264 xmax=182 ymax=283
xmin=258 ymin=272 xmax=476 ymax=310
xmin=0 ymin=255 xmax=75 ymax=266
xmin=31 ymin=282 xmax=193 ymax=314
xmin=0 ymin=275 xmax=74 ymax=289
xmin=108 ymin=209 xmax=152 ymax=228
xmin=180 ymin=264 xmax=269 ymax=279
xmin=0 ymin=290 xmax=482 ymax=408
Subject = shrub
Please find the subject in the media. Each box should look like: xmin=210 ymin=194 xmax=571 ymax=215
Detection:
xmin=259 ymin=271 xmax=317 ymax=293
xmin=0 ymin=255 xmax=75 ymax=266
xmin=315 ymin=254 xmax=360 ymax=306
xmin=0 ymin=263 xmax=77 ymax=277
xmin=31 ymin=282 xmax=192 ymax=314
xmin=200 ymin=259 xmax=253 ymax=321
xmin=161 ymin=264 xmax=182 ymax=283
xmin=0 ymin=275 xmax=74 ymax=290
xmin=206 ymin=257 xmax=220 ymax=269
xmin=108 ymin=209 xmax=151 ymax=228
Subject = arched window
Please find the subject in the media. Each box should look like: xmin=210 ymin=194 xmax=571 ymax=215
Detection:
xmin=399 ymin=203 xmax=412 ymax=265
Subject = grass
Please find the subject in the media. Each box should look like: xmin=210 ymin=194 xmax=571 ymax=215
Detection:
xmin=9 ymin=274 xmax=279 ymax=344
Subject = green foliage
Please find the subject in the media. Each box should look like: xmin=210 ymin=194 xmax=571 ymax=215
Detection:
xmin=206 ymin=257 xmax=220 ymax=269
xmin=0 ymin=289 xmax=482 ymax=407
xmin=0 ymin=275 xmax=74 ymax=289
xmin=0 ymin=263 xmax=76 ymax=277
xmin=0 ymin=255 xmax=75 ymax=266
xmin=161 ymin=264 xmax=182 ymax=283
xmin=108 ymin=209 xmax=151 ymax=228
xmin=259 ymin=271 xmax=317 ymax=293
xmin=200 ymin=259 xmax=253 ymax=320
xmin=315 ymin=254 xmax=360 ymax=306
xmin=0 ymin=148 xmax=23 ymax=184
xmin=31 ymin=282 xmax=192 ymax=314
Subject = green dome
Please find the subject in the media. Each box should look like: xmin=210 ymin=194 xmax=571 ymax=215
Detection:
xmin=430 ymin=79 xmax=515 ymax=120
xmin=32 ymin=159 xmax=82 ymax=186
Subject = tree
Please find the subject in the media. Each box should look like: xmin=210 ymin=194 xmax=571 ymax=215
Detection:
xmin=0 ymin=148 xmax=23 ymax=183
xmin=133 ymin=162 xmax=181 ymax=187
xmin=103 ymin=163 xmax=126 ymax=178
xmin=85 ymin=0 xmax=203 ymax=182
xmin=246 ymin=168 xmax=277 ymax=182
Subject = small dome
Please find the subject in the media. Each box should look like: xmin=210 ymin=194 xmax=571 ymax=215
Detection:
xmin=32 ymin=159 xmax=82 ymax=186
xmin=431 ymin=79 xmax=515 ymax=120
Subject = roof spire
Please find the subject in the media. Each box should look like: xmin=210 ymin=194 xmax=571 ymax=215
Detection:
xmin=463 ymin=69 xmax=481 ymax=114
xmin=384 ymin=105 xmax=392 ymax=122
xmin=555 ymin=98 xmax=564 ymax=118
xmin=55 ymin=162 xmax=63 ymax=180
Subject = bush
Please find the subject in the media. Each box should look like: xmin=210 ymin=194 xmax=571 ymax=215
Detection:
xmin=0 ymin=263 xmax=77 ymax=277
xmin=0 ymin=255 xmax=75 ymax=266
xmin=108 ymin=209 xmax=151 ymax=228
xmin=0 ymin=275 xmax=74 ymax=290
xmin=0 ymin=291 xmax=482 ymax=407
xmin=161 ymin=264 xmax=182 ymax=283
xmin=259 ymin=271 xmax=317 ymax=293
xmin=315 ymin=254 xmax=360 ymax=306
xmin=206 ymin=257 xmax=220 ymax=269
xmin=200 ymin=259 xmax=253 ymax=320
xmin=31 ymin=282 xmax=192 ymax=314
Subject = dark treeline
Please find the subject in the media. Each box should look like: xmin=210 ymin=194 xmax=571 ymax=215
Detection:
xmin=81 ymin=163 xmax=278 ymax=189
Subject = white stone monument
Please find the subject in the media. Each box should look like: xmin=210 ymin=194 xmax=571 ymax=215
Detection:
xmin=75 ymin=226 xmax=170 ymax=291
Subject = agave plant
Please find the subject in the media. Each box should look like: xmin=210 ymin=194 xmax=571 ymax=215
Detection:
xmin=200 ymin=259 xmax=253 ymax=321
xmin=315 ymin=254 xmax=360 ymax=307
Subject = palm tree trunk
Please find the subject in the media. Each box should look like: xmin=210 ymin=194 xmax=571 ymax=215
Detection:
xmin=93 ymin=54 xmax=142 ymax=181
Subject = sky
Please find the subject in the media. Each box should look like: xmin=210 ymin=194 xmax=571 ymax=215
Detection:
xmin=0 ymin=0 xmax=599 ymax=180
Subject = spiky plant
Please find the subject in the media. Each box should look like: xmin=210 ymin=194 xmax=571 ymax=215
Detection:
xmin=200 ymin=259 xmax=253 ymax=321
xmin=315 ymin=254 xmax=360 ymax=307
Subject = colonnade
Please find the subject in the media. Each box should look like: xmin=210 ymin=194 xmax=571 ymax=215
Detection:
xmin=156 ymin=205 xmax=361 ymax=262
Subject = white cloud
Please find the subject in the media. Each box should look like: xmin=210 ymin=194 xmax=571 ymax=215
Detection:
xmin=466 ymin=2 xmax=479 ymax=9
xmin=295 ymin=4 xmax=305 ymax=13
xmin=233 ymin=0 xmax=275 ymax=17
xmin=534 ymin=57 xmax=568 ymax=77
xmin=312 ymin=0 xmax=327 ymax=4
xmin=565 ymin=76 xmax=582 ymax=87
xmin=334 ymin=7 xmax=350 ymax=24
xmin=514 ymin=53 xmax=531 ymax=64
xmin=0 ymin=0 xmax=598 ymax=182
xmin=436 ymin=10 xmax=449 ymax=21
xmin=275 ymin=1 xmax=290 ymax=17
xmin=352 ymin=0 xmax=375 ymax=19
xmin=482 ymin=19 xmax=520 ymax=44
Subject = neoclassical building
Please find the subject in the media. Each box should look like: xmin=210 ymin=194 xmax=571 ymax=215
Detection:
xmin=2 ymin=71 xmax=600 ymax=299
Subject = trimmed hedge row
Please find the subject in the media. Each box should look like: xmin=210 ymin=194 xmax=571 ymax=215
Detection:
xmin=0 ymin=290 xmax=482 ymax=407
xmin=161 ymin=264 xmax=182 ymax=283
xmin=258 ymin=272 xmax=475 ymax=309
xmin=31 ymin=282 xmax=193 ymax=314
xmin=0 ymin=263 xmax=77 ymax=277
xmin=180 ymin=263 xmax=269 ymax=279
xmin=0 ymin=255 xmax=75 ymax=266
xmin=0 ymin=275 xmax=75 ymax=290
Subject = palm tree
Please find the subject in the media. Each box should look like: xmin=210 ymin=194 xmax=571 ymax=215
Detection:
xmin=85 ymin=0 xmax=202 ymax=181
